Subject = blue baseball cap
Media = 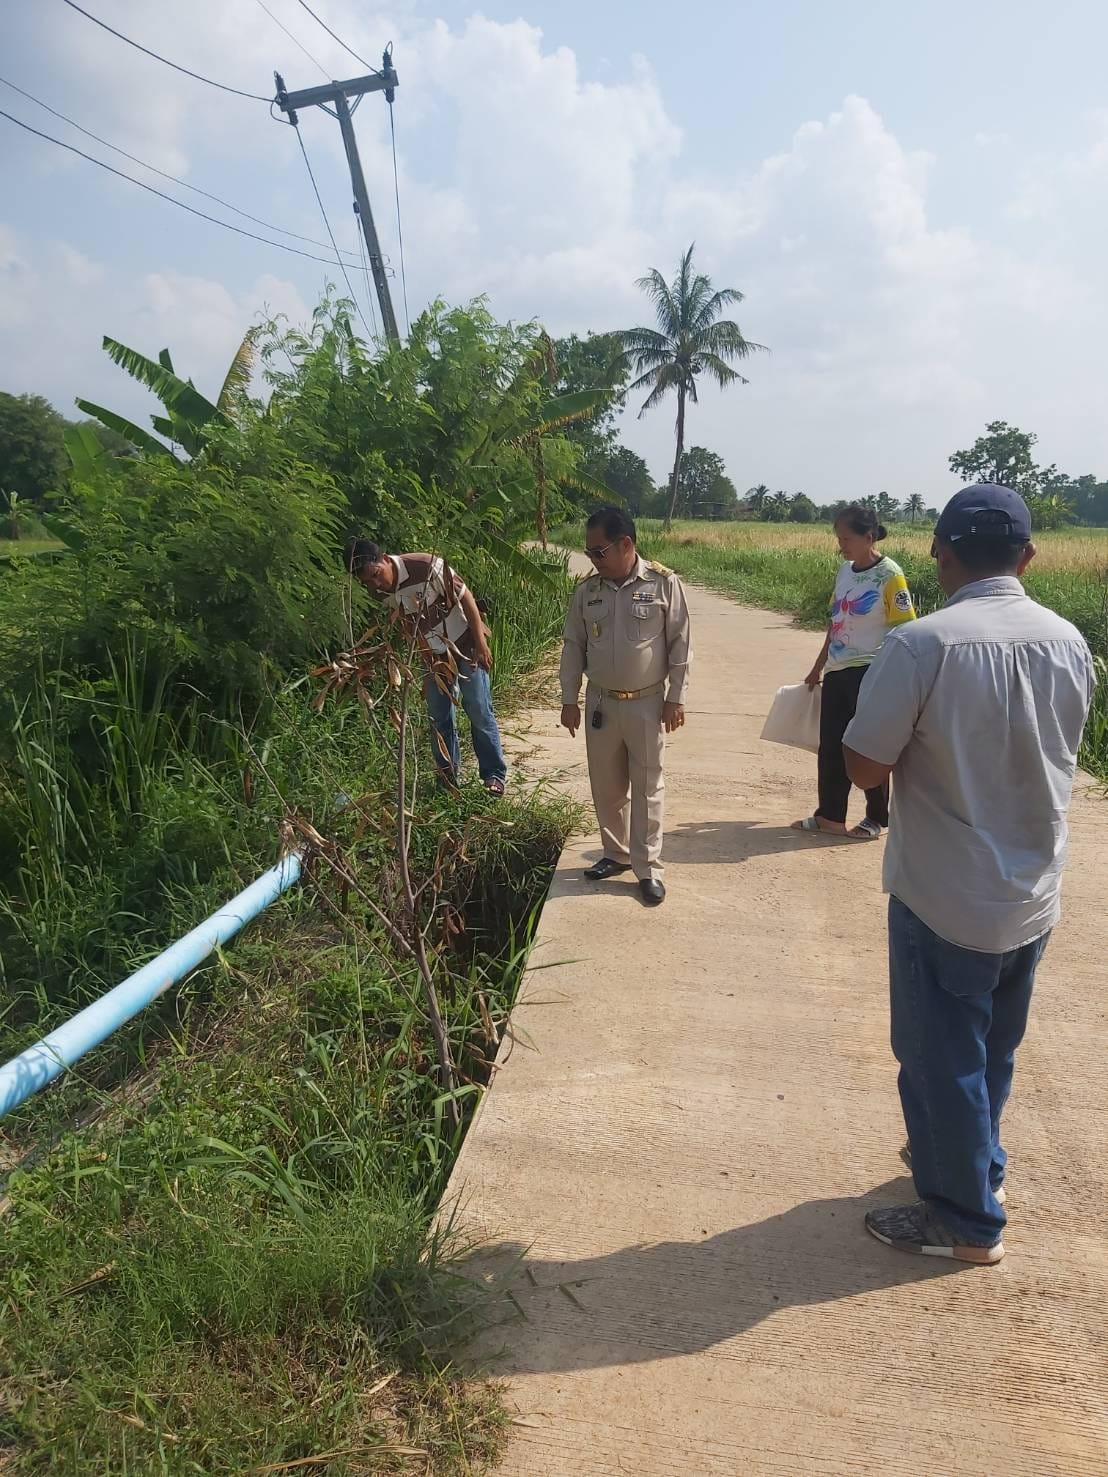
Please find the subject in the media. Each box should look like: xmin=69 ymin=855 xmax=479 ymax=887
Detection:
xmin=934 ymin=483 xmax=1032 ymax=545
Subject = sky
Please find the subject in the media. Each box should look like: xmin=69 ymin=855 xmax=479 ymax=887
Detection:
xmin=2 ymin=0 xmax=1107 ymax=505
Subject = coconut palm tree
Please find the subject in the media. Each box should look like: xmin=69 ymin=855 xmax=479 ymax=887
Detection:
xmin=874 ymin=491 xmax=901 ymax=526
xmin=904 ymin=493 xmax=926 ymax=524
xmin=745 ymin=483 xmax=771 ymax=516
xmin=616 ymin=244 xmax=765 ymax=531
xmin=764 ymin=490 xmax=792 ymax=522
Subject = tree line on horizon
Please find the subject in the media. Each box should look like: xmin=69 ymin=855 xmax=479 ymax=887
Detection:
xmin=4 ymin=245 xmax=1107 ymax=539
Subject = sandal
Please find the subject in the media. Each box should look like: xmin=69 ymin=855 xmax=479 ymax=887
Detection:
xmin=849 ymin=819 xmax=883 ymax=840
xmin=791 ymin=816 xmax=846 ymax=835
xmin=483 ymin=777 xmax=506 ymax=797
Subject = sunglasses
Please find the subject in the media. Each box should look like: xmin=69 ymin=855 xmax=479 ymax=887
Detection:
xmin=584 ymin=541 xmax=616 ymax=561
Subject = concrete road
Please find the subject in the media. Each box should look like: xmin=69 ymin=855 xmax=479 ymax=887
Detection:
xmin=446 ymin=560 xmax=1108 ymax=1476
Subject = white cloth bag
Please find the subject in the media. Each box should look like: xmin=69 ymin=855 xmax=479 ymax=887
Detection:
xmin=760 ymin=682 xmax=821 ymax=754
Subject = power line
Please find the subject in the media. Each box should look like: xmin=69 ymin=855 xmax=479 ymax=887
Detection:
xmin=60 ymin=0 xmax=273 ymax=102
xmin=0 ymin=74 xmax=359 ymax=261
xmin=293 ymin=0 xmax=381 ymax=74
xmin=388 ymin=96 xmax=410 ymax=334
xmin=252 ymin=0 xmax=330 ymax=81
xmin=291 ymin=124 xmax=372 ymax=337
xmin=0 ymin=106 xmax=353 ymax=267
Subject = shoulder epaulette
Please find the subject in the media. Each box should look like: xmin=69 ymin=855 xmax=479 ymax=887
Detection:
xmin=646 ymin=559 xmax=673 ymax=576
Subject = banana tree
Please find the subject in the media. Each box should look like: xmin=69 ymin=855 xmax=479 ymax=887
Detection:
xmin=70 ymin=329 xmax=259 ymax=467
xmin=462 ymin=332 xmax=620 ymax=548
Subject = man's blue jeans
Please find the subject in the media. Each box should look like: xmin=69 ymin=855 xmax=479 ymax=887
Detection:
xmin=423 ymin=660 xmax=507 ymax=785
xmin=888 ymin=896 xmax=1050 ymax=1245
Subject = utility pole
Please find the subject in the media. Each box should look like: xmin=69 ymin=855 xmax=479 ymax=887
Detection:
xmin=275 ymin=52 xmax=401 ymax=344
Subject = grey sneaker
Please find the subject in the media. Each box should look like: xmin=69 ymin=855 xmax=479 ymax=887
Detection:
xmin=865 ymin=1200 xmax=1004 ymax=1265
xmin=899 ymin=1142 xmax=1006 ymax=1205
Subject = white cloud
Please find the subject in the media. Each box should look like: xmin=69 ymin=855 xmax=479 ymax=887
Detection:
xmin=4 ymin=8 xmax=1108 ymax=496
xmin=1008 ymin=108 xmax=1108 ymax=220
xmin=0 ymin=225 xmax=307 ymax=423
xmin=662 ymin=97 xmax=988 ymax=406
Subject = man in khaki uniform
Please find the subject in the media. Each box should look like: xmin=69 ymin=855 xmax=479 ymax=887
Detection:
xmin=559 ymin=507 xmax=691 ymax=907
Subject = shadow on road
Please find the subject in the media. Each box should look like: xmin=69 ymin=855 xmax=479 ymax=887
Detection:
xmin=453 ymin=1178 xmax=967 ymax=1376
xmin=662 ymin=818 xmax=856 ymax=865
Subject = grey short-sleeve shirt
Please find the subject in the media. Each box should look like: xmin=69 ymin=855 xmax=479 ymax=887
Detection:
xmin=844 ymin=577 xmax=1095 ymax=953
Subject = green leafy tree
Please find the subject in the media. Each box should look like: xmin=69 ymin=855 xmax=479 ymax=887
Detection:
xmin=674 ymin=445 xmax=738 ymax=519
xmin=616 ymin=244 xmax=765 ymax=531
xmin=0 ymin=392 xmax=68 ymax=507
xmin=763 ymin=490 xmax=792 ymax=522
xmin=260 ymin=299 xmax=607 ymax=556
xmin=589 ymin=445 xmax=657 ymax=515
xmin=0 ymin=424 xmax=347 ymax=708
xmin=1028 ymin=488 xmax=1079 ymax=530
xmin=1 ymin=297 xmax=588 ymax=707
xmin=949 ymin=421 xmax=1041 ymax=494
xmin=947 ymin=420 xmax=1086 ymax=527
xmin=1068 ymin=475 xmax=1108 ymax=526
xmin=551 ymin=333 xmax=628 ymax=465
xmin=788 ymin=493 xmax=818 ymax=523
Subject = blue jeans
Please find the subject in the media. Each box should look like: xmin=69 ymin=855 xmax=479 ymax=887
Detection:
xmin=423 ymin=660 xmax=507 ymax=784
xmin=888 ymin=896 xmax=1050 ymax=1245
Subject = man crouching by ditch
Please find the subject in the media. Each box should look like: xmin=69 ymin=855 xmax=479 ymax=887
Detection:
xmin=344 ymin=539 xmax=508 ymax=796
xmin=843 ymin=485 xmax=1094 ymax=1264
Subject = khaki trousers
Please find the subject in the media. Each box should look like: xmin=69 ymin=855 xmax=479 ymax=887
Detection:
xmin=584 ymin=683 xmax=666 ymax=882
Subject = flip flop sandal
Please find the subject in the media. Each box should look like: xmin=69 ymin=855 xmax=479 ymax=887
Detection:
xmin=792 ymin=816 xmax=824 ymax=833
xmin=849 ymin=819 xmax=883 ymax=840
xmin=484 ymin=778 xmax=506 ymax=797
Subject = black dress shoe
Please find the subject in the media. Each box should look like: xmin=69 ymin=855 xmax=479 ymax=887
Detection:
xmin=639 ymin=878 xmax=666 ymax=906
xmin=583 ymin=858 xmax=632 ymax=881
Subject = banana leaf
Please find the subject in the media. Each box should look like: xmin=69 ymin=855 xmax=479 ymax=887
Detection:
xmin=216 ymin=327 xmax=260 ymax=417
xmin=63 ymin=421 xmax=108 ymax=480
xmin=74 ymin=401 xmax=174 ymax=460
xmin=102 ymin=337 xmax=229 ymax=431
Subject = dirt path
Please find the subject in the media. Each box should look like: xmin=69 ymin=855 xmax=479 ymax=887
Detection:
xmin=447 ymin=561 xmax=1108 ymax=1475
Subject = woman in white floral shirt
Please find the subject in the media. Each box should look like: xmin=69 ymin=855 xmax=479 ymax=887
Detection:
xmin=792 ymin=505 xmax=916 ymax=839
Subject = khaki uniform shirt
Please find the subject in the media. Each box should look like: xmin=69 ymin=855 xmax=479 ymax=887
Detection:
xmin=559 ymin=556 xmax=691 ymax=705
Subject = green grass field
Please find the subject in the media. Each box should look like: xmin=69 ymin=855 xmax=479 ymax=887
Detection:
xmin=630 ymin=520 xmax=1108 ymax=778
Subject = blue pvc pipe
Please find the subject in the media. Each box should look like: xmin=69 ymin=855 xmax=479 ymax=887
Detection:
xmin=0 ymin=852 xmax=302 ymax=1121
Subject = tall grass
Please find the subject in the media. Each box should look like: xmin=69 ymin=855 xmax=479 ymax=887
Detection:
xmin=0 ymin=549 xmax=574 ymax=1472
xmin=634 ymin=520 xmax=1108 ymax=778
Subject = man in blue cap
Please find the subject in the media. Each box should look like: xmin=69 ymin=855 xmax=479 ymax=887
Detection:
xmin=842 ymin=484 xmax=1095 ymax=1263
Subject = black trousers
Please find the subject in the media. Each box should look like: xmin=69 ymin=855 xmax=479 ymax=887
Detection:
xmin=816 ymin=666 xmax=889 ymax=827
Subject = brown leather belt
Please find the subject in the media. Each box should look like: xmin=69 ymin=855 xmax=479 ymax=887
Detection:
xmin=595 ymin=681 xmax=666 ymax=701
